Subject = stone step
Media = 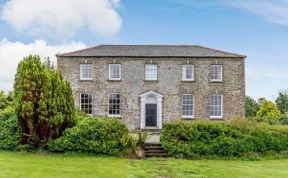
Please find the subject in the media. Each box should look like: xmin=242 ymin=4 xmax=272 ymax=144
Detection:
xmin=143 ymin=142 xmax=169 ymax=158
xmin=145 ymin=149 xmax=167 ymax=153
xmin=145 ymin=152 xmax=169 ymax=157
xmin=144 ymin=146 xmax=164 ymax=150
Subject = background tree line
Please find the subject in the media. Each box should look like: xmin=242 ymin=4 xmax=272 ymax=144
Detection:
xmin=246 ymin=90 xmax=288 ymax=124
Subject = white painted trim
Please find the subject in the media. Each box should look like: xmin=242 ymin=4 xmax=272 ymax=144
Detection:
xmin=140 ymin=90 xmax=163 ymax=129
xmin=80 ymin=64 xmax=93 ymax=80
xmin=108 ymin=93 xmax=121 ymax=117
xmin=145 ymin=64 xmax=158 ymax=81
xmin=210 ymin=65 xmax=223 ymax=82
xmin=80 ymin=93 xmax=93 ymax=115
xmin=181 ymin=94 xmax=195 ymax=118
xmin=182 ymin=65 xmax=195 ymax=81
xmin=109 ymin=64 xmax=121 ymax=80
xmin=209 ymin=94 xmax=223 ymax=119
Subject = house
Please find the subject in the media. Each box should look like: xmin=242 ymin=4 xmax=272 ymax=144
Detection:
xmin=57 ymin=45 xmax=246 ymax=131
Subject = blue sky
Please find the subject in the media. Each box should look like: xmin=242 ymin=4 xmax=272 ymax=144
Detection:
xmin=0 ymin=0 xmax=288 ymax=100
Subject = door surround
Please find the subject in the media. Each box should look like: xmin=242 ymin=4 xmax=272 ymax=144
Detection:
xmin=140 ymin=90 xmax=163 ymax=129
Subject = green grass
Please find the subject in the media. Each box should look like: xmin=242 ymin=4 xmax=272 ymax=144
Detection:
xmin=1 ymin=151 xmax=288 ymax=178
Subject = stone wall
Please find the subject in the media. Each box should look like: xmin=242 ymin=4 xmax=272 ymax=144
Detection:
xmin=57 ymin=56 xmax=245 ymax=131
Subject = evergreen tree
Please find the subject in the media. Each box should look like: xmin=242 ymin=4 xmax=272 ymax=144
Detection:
xmin=245 ymin=96 xmax=259 ymax=117
xmin=14 ymin=55 xmax=76 ymax=146
xmin=275 ymin=90 xmax=288 ymax=114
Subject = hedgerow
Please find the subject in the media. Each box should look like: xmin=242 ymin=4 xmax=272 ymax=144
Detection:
xmin=161 ymin=119 xmax=288 ymax=159
xmin=48 ymin=116 xmax=131 ymax=156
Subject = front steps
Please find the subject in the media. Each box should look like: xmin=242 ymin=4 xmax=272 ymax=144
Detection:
xmin=144 ymin=142 xmax=168 ymax=158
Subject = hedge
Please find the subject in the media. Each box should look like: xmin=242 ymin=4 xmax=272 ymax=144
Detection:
xmin=49 ymin=116 xmax=130 ymax=156
xmin=161 ymin=119 xmax=288 ymax=158
xmin=0 ymin=107 xmax=20 ymax=150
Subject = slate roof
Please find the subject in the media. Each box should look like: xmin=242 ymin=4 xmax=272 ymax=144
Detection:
xmin=57 ymin=45 xmax=246 ymax=58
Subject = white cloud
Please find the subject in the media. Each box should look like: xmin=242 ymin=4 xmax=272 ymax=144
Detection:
xmin=223 ymin=0 xmax=288 ymax=25
xmin=1 ymin=0 xmax=122 ymax=38
xmin=0 ymin=38 xmax=86 ymax=92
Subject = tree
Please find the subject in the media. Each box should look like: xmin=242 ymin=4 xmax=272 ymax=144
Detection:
xmin=275 ymin=90 xmax=288 ymax=114
xmin=0 ymin=91 xmax=13 ymax=110
xmin=245 ymin=96 xmax=259 ymax=117
xmin=14 ymin=55 xmax=76 ymax=146
xmin=256 ymin=99 xmax=281 ymax=124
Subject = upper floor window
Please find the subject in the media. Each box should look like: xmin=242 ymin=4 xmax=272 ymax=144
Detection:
xmin=182 ymin=94 xmax=194 ymax=118
xmin=80 ymin=64 xmax=93 ymax=80
xmin=182 ymin=65 xmax=194 ymax=81
xmin=209 ymin=94 xmax=223 ymax=118
xmin=210 ymin=65 xmax=222 ymax=82
xmin=108 ymin=93 xmax=120 ymax=117
xmin=145 ymin=64 xmax=157 ymax=81
xmin=109 ymin=64 xmax=121 ymax=80
xmin=80 ymin=93 xmax=93 ymax=115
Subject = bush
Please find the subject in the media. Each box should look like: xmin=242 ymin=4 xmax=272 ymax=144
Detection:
xmin=256 ymin=100 xmax=281 ymax=124
xmin=49 ymin=116 xmax=130 ymax=156
xmin=161 ymin=119 xmax=288 ymax=159
xmin=0 ymin=107 xmax=20 ymax=150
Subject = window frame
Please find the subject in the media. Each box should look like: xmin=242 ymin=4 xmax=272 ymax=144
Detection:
xmin=80 ymin=93 xmax=93 ymax=115
xmin=108 ymin=93 xmax=121 ymax=117
xmin=145 ymin=64 xmax=158 ymax=81
xmin=182 ymin=94 xmax=195 ymax=119
xmin=209 ymin=94 xmax=223 ymax=119
xmin=109 ymin=64 xmax=121 ymax=80
xmin=210 ymin=65 xmax=223 ymax=82
xmin=80 ymin=64 xmax=93 ymax=80
xmin=182 ymin=65 xmax=195 ymax=81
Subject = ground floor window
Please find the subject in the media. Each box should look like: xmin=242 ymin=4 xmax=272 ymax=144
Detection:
xmin=209 ymin=94 xmax=223 ymax=118
xmin=108 ymin=93 xmax=120 ymax=117
xmin=182 ymin=94 xmax=194 ymax=118
xmin=80 ymin=93 xmax=93 ymax=115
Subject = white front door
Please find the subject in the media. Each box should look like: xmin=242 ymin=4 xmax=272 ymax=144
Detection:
xmin=140 ymin=90 xmax=163 ymax=129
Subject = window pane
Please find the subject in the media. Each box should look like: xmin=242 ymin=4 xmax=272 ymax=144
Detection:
xmin=145 ymin=65 xmax=157 ymax=80
xmin=80 ymin=64 xmax=93 ymax=80
xmin=182 ymin=65 xmax=194 ymax=80
xmin=109 ymin=64 xmax=121 ymax=80
xmin=210 ymin=65 xmax=222 ymax=81
xmin=182 ymin=94 xmax=194 ymax=117
xmin=109 ymin=93 xmax=120 ymax=116
xmin=210 ymin=94 xmax=222 ymax=117
xmin=80 ymin=93 xmax=92 ymax=114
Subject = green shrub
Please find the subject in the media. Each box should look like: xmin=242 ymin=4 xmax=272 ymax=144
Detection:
xmin=49 ymin=116 xmax=130 ymax=156
xmin=0 ymin=106 xmax=20 ymax=150
xmin=161 ymin=119 xmax=288 ymax=159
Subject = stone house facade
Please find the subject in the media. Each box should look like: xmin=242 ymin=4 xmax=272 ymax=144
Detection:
xmin=57 ymin=45 xmax=246 ymax=131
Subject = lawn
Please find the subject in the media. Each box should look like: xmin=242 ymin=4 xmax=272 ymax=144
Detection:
xmin=0 ymin=151 xmax=288 ymax=178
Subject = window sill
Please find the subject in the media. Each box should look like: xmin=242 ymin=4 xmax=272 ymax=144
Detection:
xmin=108 ymin=115 xmax=121 ymax=118
xmin=108 ymin=79 xmax=122 ymax=82
xmin=210 ymin=116 xmax=224 ymax=120
xmin=181 ymin=80 xmax=195 ymax=83
xmin=144 ymin=80 xmax=159 ymax=82
xmin=80 ymin=79 xmax=93 ymax=81
xmin=210 ymin=80 xmax=223 ymax=83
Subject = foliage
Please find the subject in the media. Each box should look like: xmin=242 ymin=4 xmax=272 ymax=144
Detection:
xmin=0 ymin=106 xmax=20 ymax=150
xmin=276 ymin=90 xmax=288 ymax=114
xmin=161 ymin=119 xmax=288 ymax=159
xmin=126 ymin=129 xmax=149 ymax=158
xmin=0 ymin=91 xmax=13 ymax=110
xmin=14 ymin=55 xmax=76 ymax=147
xmin=256 ymin=100 xmax=281 ymax=124
xmin=245 ymin=96 xmax=259 ymax=117
xmin=49 ymin=117 xmax=130 ymax=156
